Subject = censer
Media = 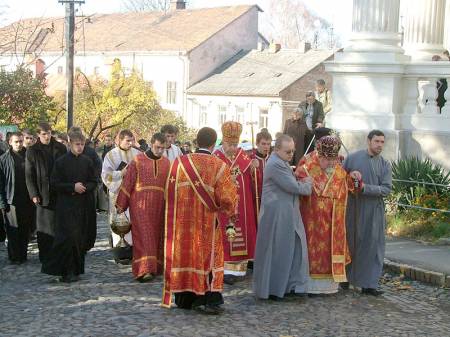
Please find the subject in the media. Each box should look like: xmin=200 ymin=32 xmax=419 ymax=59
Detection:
xmin=110 ymin=212 xmax=131 ymax=248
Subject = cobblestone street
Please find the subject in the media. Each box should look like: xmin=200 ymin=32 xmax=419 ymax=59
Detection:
xmin=1 ymin=215 xmax=449 ymax=337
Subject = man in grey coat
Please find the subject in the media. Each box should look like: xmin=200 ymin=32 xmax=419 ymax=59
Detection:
xmin=253 ymin=135 xmax=312 ymax=300
xmin=344 ymin=130 xmax=392 ymax=296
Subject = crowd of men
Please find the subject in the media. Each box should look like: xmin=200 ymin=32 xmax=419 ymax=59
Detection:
xmin=0 ymin=83 xmax=392 ymax=314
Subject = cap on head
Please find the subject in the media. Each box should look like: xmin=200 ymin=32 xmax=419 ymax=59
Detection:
xmin=317 ymin=135 xmax=341 ymax=158
xmin=221 ymin=121 xmax=242 ymax=144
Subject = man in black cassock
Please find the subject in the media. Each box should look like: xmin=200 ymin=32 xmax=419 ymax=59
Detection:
xmin=25 ymin=122 xmax=67 ymax=263
xmin=0 ymin=132 xmax=35 ymax=264
xmin=42 ymin=128 xmax=97 ymax=282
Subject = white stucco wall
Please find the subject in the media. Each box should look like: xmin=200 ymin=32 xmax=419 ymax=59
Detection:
xmin=186 ymin=94 xmax=282 ymax=141
xmin=188 ymin=6 xmax=259 ymax=86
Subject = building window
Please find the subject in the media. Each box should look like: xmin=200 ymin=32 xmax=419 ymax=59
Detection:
xmin=259 ymin=108 xmax=269 ymax=129
xmin=166 ymin=81 xmax=177 ymax=104
xmin=199 ymin=105 xmax=208 ymax=126
xmin=57 ymin=66 xmax=63 ymax=74
xmin=218 ymin=105 xmax=227 ymax=124
xmin=94 ymin=66 xmax=100 ymax=75
xmin=235 ymin=106 xmax=244 ymax=123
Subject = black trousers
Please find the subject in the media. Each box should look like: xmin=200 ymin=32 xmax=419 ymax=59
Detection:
xmin=5 ymin=223 xmax=29 ymax=262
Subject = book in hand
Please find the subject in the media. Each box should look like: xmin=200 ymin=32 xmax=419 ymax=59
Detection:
xmin=116 ymin=161 xmax=128 ymax=171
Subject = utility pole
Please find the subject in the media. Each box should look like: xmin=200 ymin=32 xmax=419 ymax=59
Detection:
xmin=59 ymin=0 xmax=84 ymax=130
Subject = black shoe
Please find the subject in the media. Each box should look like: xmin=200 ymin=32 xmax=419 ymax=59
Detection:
xmin=268 ymin=295 xmax=284 ymax=301
xmin=223 ymin=275 xmax=237 ymax=285
xmin=59 ymin=273 xmax=79 ymax=283
xmin=193 ymin=305 xmax=220 ymax=315
xmin=362 ymin=288 xmax=383 ymax=296
xmin=340 ymin=282 xmax=350 ymax=290
xmin=137 ymin=273 xmax=154 ymax=283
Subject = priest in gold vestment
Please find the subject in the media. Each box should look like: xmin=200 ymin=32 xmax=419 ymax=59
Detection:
xmin=295 ymin=135 xmax=361 ymax=294
xmin=162 ymin=127 xmax=237 ymax=314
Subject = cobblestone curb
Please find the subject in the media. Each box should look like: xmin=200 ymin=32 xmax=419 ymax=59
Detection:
xmin=384 ymin=258 xmax=450 ymax=288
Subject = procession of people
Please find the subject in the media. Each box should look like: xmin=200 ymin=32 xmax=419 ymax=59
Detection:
xmin=0 ymin=85 xmax=393 ymax=315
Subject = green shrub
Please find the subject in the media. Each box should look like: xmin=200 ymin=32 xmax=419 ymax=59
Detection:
xmin=391 ymin=157 xmax=450 ymax=207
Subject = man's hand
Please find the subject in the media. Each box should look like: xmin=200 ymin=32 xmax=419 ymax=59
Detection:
xmin=350 ymin=171 xmax=362 ymax=181
xmin=315 ymin=122 xmax=323 ymax=128
xmin=74 ymin=182 xmax=87 ymax=194
xmin=251 ymin=159 xmax=259 ymax=169
xmin=226 ymin=227 xmax=236 ymax=242
xmin=301 ymin=176 xmax=313 ymax=185
xmin=32 ymin=196 xmax=40 ymax=205
xmin=115 ymin=206 xmax=124 ymax=214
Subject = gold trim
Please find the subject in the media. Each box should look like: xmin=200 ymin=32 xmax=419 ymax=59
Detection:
xmin=135 ymin=185 xmax=165 ymax=193
xmin=332 ymin=255 xmax=345 ymax=263
xmin=171 ymin=267 xmax=224 ymax=275
xmin=119 ymin=186 xmax=130 ymax=198
xmin=133 ymin=255 xmax=157 ymax=264
xmin=224 ymin=261 xmax=248 ymax=272
xmin=310 ymin=274 xmax=334 ymax=279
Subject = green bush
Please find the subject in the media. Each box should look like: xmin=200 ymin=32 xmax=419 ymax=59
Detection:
xmin=391 ymin=157 xmax=450 ymax=207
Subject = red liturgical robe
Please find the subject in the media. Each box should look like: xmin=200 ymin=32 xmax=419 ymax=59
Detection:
xmin=214 ymin=148 xmax=257 ymax=270
xmin=116 ymin=153 xmax=170 ymax=278
xmin=295 ymin=154 xmax=354 ymax=283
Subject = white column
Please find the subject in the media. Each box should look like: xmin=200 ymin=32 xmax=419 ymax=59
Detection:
xmin=403 ymin=0 xmax=447 ymax=60
xmin=347 ymin=0 xmax=403 ymax=53
xmin=444 ymin=0 xmax=450 ymax=51
xmin=403 ymin=77 xmax=420 ymax=115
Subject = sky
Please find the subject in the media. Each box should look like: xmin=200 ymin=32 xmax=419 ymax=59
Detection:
xmin=1 ymin=0 xmax=353 ymax=43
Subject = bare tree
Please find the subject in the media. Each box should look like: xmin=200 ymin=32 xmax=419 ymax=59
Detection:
xmin=263 ymin=0 xmax=333 ymax=49
xmin=122 ymin=0 xmax=170 ymax=12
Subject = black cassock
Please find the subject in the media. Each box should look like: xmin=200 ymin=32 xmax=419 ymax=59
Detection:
xmin=42 ymin=152 xmax=97 ymax=277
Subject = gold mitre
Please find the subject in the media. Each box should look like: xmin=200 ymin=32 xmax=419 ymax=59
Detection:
xmin=222 ymin=121 xmax=242 ymax=144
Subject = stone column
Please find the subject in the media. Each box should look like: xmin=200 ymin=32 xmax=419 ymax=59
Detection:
xmin=347 ymin=0 xmax=403 ymax=53
xmin=403 ymin=0 xmax=447 ymax=60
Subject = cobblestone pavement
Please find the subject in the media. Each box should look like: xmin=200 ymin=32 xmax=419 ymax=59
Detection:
xmin=1 ymin=214 xmax=449 ymax=337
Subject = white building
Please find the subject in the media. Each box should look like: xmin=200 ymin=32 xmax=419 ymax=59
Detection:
xmin=0 ymin=3 xmax=260 ymax=118
xmin=326 ymin=0 xmax=450 ymax=170
xmin=186 ymin=47 xmax=335 ymax=141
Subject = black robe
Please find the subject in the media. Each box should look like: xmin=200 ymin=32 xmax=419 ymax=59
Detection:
xmin=42 ymin=152 xmax=97 ymax=277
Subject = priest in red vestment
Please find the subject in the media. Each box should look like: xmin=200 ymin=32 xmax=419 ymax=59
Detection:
xmin=214 ymin=121 xmax=258 ymax=285
xmin=162 ymin=127 xmax=237 ymax=314
xmin=116 ymin=133 xmax=170 ymax=282
xmin=250 ymin=131 xmax=272 ymax=221
xmin=295 ymin=135 xmax=362 ymax=294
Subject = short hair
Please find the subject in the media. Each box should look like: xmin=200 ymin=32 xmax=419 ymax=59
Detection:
xmin=150 ymin=132 xmax=166 ymax=144
xmin=56 ymin=132 xmax=68 ymax=141
xmin=21 ymin=128 xmax=34 ymax=136
xmin=306 ymin=91 xmax=315 ymax=98
xmin=137 ymin=139 xmax=147 ymax=146
xmin=316 ymin=79 xmax=326 ymax=86
xmin=36 ymin=122 xmax=51 ymax=133
xmin=161 ymin=124 xmax=178 ymax=135
xmin=118 ymin=129 xmax=134 ymax=140
xmin=68 ymin=127 xmax=85 ymax=142
xmin=104 ymin=133 xmax=112 ymax=139
xmin=444 ymin=50 xmax=449 ymax=56
xmin=256 ymin=131 xmax=272 ymax=144
xmin=8 ymin=131 xmax=23 ymax=141
xmin=196 ymin=127 xmax=217 ymax=148
xmin=184 ymin=141 xmax=191 ymax=146
xmin=275 ymin=134 xmax=293 ymax=150
xmin=367 ymin=129 xmax=385 ymax=140
xmin=432 ymin=55 xmax=442 ymax=61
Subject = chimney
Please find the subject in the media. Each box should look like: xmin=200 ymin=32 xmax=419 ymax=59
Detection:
xmin=170 ymin=1 xmax=186 ymax=11
xmin=269 ymin=42 xmax=281 ymax=54
xmin=299 ymin=41 xmax=311 ymax=53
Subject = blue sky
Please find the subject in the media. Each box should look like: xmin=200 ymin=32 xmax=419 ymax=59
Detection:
xmin=2 ymin=0 xmax=353 ymax=42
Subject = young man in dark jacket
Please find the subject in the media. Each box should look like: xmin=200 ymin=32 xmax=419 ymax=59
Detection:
xmin=0 ymin=132 xmax=35 ymax=263
xmin=25 ymin=122 xmax=67 ymax=263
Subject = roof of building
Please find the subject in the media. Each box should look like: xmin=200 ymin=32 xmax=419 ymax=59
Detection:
xmin=0 ymin=5 xmax=258 ymax=54
xmin=187 ymin=48 xmax=336 ymax=97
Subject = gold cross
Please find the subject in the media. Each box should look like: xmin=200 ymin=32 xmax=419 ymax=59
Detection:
xmin=194 ymin=181 xmax=200 ymax=187
xmin=170 ymin=177 xmax=175 ymax=183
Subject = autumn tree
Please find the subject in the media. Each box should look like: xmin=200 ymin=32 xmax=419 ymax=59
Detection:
xmin=51 ymin=59 xmax=194 ymax=142
xmin=0 ymin=67 xmax=55 ymax=129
